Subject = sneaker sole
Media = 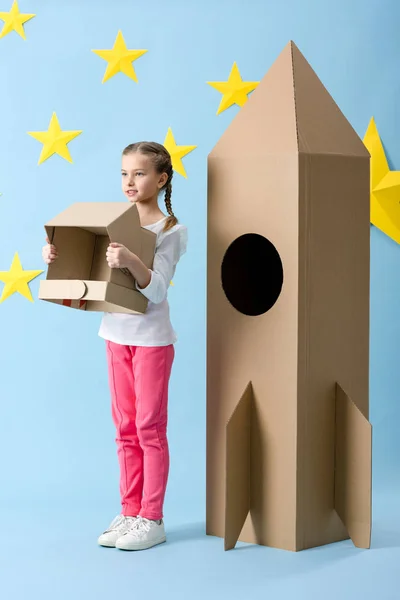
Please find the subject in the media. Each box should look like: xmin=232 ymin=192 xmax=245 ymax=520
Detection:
xmin=116 ymin=536 xmax=167 ymax=551
xmin=98 ymin=541 xmax=117 ymax=548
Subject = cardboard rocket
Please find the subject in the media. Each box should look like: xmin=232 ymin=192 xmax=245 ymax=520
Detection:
xmin=206 ymin=41 xmax=372 ymax=552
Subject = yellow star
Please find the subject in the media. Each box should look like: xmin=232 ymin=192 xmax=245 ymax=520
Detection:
xmin=207 ymin=62 xmax=259 ymax=115
xmin=0 ymin=252 xmax=43 ymax=303
xmin=92 ymin=30 xmax=147 ymax=84
xmin=363 ymin=117 xmax=400 ymax=244
xmin=0 ymin=0 xmax=35 ymax=40
xmin=27 ymin=112 xmax=82 ymax=165
xmin=163 ymin=127 xmax=196 ymax=179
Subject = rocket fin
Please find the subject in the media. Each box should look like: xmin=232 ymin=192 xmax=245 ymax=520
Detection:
xmin=334 ymin=383 xmax=372 ymax=549
xmin=225 ymin=382 xmax=254 ymax=550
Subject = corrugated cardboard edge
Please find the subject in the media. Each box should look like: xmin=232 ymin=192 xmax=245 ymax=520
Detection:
xmin=39 ymin=280 xmax=87 ymax=300
xmin=291 ymin=39 xmax=309 ymax=553
xmin=225 ymin=381 xmax=254 ymax=550
xmin=107 ymin=209 xmax=142 ymax=258
xmin=334 ymin=383 xmax=372 ymax=549
xmin=39 ymin=280 xmax=148 ymax=314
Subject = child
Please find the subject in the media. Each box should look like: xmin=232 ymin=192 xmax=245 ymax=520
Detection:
xmin=42 ymin=142 xmax=188 ymax=551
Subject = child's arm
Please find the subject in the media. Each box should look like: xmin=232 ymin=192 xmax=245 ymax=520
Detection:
xmin=135 ymin=228 xmax=187 ymax=304
xmin=107 ymin=242 xmax=151 ymax=288
xmin=106 ymin=227 xmax=187 ymax=304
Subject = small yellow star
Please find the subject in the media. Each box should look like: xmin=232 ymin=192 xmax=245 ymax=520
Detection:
xmin=0 ymin=0 xmax=35 ymax=40
xmin=92 ymin=30 xmax=147 ymax=84
xmin=27 ymin=112 xmax=82 ymax=165
xmin=163 ymin=127 xmax=196 ymax=179
xmin=0 ymin=252 xmax=43 ymax=303
xmin=207 ymin=62 xmax=259 ymax=115
xmin=363 ymin=117 xmax=400 ymax=244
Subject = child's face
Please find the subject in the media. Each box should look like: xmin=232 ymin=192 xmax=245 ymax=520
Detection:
xmin=121 ymin=152 xmax=167 ymax=204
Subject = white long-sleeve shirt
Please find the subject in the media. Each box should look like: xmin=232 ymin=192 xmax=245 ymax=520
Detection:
xmin=98 ymin=217 xmax=188 ymax=347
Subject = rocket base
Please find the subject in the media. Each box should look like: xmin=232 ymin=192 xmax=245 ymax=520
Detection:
xmin=223 ymin=381 xmax=372 ymax=551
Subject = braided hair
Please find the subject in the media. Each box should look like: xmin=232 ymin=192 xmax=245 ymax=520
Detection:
xmin=122 ymin=141 xmax=178 ymax=232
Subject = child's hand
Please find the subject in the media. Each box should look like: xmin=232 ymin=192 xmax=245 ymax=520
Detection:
xmin=106 ymin=243 xmax=133 ymax=270
xmin=42 ymin=236 xmax=58 ymax=265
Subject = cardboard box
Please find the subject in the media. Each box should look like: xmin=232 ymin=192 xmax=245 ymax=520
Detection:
xmin=206 ymin=41 xmax=372 ymax=552
xmin=39 ymin=202 xmax=156 ymax=314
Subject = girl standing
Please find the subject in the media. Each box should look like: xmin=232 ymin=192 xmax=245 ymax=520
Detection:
xmin=43 ymin=142 xmax=188 ymax=551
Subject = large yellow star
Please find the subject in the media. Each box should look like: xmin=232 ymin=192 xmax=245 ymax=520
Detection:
xmin=92 ymin=30 xmax=147 ymax=84
xmin=0 ymin=0 xmax=35 ymax=39
xmin=0 ymin=253 xmax=43 ymax=303
xmin=363 ymin=117 xmax=400 ymax=244
xmin=207 ymin=62 xmax=259 ymax=115
xmin=27 ymin=112 xmax=82 ymax=165
xmin=163 ymin=127 xmax=196 ymax=179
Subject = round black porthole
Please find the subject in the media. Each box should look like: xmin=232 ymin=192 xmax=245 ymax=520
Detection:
xmin=221 ymin=233 xmax=283 ymax=316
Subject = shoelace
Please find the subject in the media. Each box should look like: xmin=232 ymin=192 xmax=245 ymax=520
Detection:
xmin=126 ymin=516 xmax=151 ymax=536
xmin=107 ymin=515 xmax=137 ymax=533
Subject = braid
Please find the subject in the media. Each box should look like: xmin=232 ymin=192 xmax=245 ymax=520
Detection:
xmin=163 ymin=168 xmax=178 ymax=232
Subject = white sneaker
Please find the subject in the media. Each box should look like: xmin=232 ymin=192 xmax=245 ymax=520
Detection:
xmin=98 ymin=515 xmax=138 ymax=548
xmin=115 ymin=516 xmax=166 ymax=551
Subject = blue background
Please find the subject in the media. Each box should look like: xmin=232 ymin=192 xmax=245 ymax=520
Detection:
xmin=0 ymin=0 xmax=399 ymax=598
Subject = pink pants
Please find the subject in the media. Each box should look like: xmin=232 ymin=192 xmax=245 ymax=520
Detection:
xmin=106 ymin=341 xmax=175 ymax=521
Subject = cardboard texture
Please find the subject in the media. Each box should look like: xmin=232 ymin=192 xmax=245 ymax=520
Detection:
xmin=334 ymin=384 xmax=372 ymax=549
xmin=206 ymin=41 xmax=372 ymax=552
xmin=39 ymin=202 xmax=156 ymax=314
xmin=225 ymin=382 xmax=253 ymax=551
